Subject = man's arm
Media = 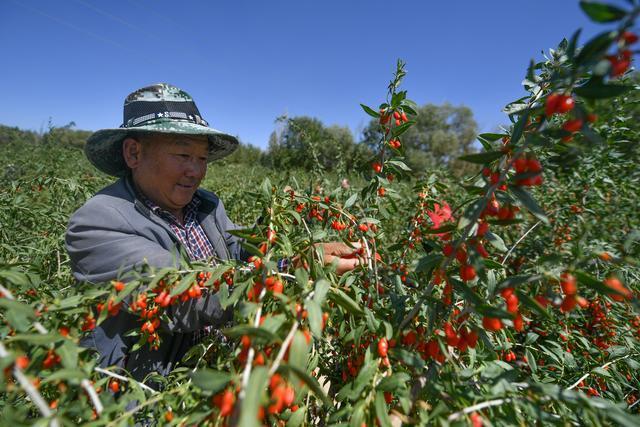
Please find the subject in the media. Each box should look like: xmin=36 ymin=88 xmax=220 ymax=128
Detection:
xmin=65 ymin=201 xmax=230 ymax=332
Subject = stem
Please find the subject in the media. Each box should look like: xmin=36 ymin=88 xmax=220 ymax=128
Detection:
xmin=447 ymin=398 xmax=512 ymax=421
xmin=268 ymin=321 xmax=299 ymax=376
xmin=238 ymin=287 xmax=267 ymax=399
xmin=567 ymin=354 xmax=633 ymax=390
xmin=501 ymin=220 xmax=542 ymax=265
xmin=94 ymin=367 xmax=157 ymax=394
xmin=81 ymin=379 xmax=104 ymax=414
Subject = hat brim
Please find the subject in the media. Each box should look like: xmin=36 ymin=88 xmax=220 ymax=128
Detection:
xmin=85 ymin=120 xmax=239 ymax=176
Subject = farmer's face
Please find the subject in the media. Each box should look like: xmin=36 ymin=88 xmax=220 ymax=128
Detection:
xmin=123 ymin=135 xmax=209 ymax=218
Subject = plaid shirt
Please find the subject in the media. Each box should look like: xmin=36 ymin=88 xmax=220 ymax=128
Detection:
xmin=136 ymin=191 xmax=216 ymax=262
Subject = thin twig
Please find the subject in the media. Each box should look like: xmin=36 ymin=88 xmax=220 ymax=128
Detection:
xmin=447 ymin=398 xmax=512 ymax=421
xmin=81 ymin=379 xmax=104 ymax=414
xmin=93 ymin=367 xmax=157 ymax=394
xmin=268 ymin=321 xmax=299 ymax=376
xmin=239 ymin=287 xmax=267 ymax=398
xmin=567 ymin=354 xmax=632 ymax=390
xmin=501 ymin=221 xmax=541 ymax=265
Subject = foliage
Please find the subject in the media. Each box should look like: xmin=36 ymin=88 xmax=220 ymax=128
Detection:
xmin=263 ymin=116 xmax=371 ymax=175
xmin=360 ymin=103 xmax=479 ymax=176
xmin=1 ymin=2 xmax=640 ymax=425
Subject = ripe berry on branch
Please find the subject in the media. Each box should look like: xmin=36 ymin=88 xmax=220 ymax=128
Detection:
xmin=377 ymin=337 xmax=389 ymax=357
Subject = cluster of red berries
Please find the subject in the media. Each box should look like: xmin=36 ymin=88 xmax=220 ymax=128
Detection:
xmin=379 ymin=108 xmax=409 ymax=127
xmin=513 ymin=155 xmax=543 ymax=186
xmin=442 ymin=243 xmax=477 ymax=282
xmin=607 ymin=31 xmax=637 ymax=77
xmin=443 ymin=322 xmax=479 ymax=352
xmin=42 ymin=349 xmax=61 ymax=369
xmin=267 ymin=373 xmax=296 ymax=415
xmin=499 ymin=287 xmax=524 ymax=331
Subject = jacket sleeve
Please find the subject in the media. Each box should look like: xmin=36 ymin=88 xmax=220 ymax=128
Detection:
xmin=65 ymin=201 xmax=231 ymax=332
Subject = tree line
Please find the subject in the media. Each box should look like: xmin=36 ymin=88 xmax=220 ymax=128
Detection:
xmin=0 ymin=103 xmax=479 ymax=176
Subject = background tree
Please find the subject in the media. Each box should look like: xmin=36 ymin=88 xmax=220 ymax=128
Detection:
xmin=263 ymin=116 xmax=370 ymax=174
xmin=360 ymin=103 xmax=479 ymax=175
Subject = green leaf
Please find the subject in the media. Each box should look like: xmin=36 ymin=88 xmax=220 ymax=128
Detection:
xmin=8 ymin=333 xmax=60 ymax=345
xmin=223 ymin=326 xmax=279 ymax=344
xmin=423 ymin=224 xmax=456 ymax=235
xmin=509 ymin=185 xmax=549 ymax=224
xmin=169 ymin=272 xmax=197 ymax=297
xmin=189 ymin=369 xmax=233 ymax=393
xmin=261 ymin=177 xmax=272 ymax=200
xmin=516 ymin=290 xmax=552 ymax=320
xmin=579 ymin=1 xmax=627 ymax=22
xmin=387 ymin=160 xmax=412 ymax=172
xmin=58 ymin=340 xmax=78 ymax=369
xmin=458 ymin=199 xmax=486 ymax=230
xmin=344 ymin=193 xmax=358 ymax=209
xmin=377 ymin=373 xmax=411 ymax=392
xmin=41 ymin=369 xmax=87 ymax=384
xmin=239 ymin=366 xmax=269 ymax=427
xmin=451 ymin=278 xmax=483 ymax=306
xmin=113 ymin=280 xmax=140 ymax=304
xmin=279 ymin=364 xmax=332 ymax=407
xmin=375 ymin=391 xmax=392 ymax=427
xmin=289 ymin=330 xmax=310 ymax=371
xmin=0 ymin=299 xmax=35 ymax=331
xmin=227 ymin=229 xmax=263 ymax=243
xmin=415 ymin=254 xmax=443 ymax=273
xmin=306 ymin=299 xmax=323 ymax=337
xmin=499 ymin=274 xmax=541 ymax=289
xmin=313 ymin=279 xmax=330 ymax=306
xmin=574 ymin=270 xmax=627 ymax=298
xmin=476 ymin=305 xmax=514 ymax=319
xmin=510 ymin=109 xmax=530 ymax=145
xmin=391 ymin=121 xmax=414 ymax=138
xmin=390 ymin=348 xmax=425 ymax=370
xmin=459 ymin=150 xmax=505 ymax=164
xmin=575 ymin=30 xmax=617 ymax=65
xmin=328 ymin=289 xmax=363 ymax=316
xmin=360 ymin=104 xmax=380 ymax=118
xmin=485 ymin=231 xmax=508 ymax=252
xmin=525 ymin=348 xmax=537 ymax=374
xmin=574 ymin=78 xmax=634 ymax=99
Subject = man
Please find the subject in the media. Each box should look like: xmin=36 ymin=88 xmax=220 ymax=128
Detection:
xmin=65 ymin=83 xmax=361 ymax=382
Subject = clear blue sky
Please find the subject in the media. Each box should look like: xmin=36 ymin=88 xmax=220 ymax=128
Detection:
xmin=0 ymin=0 xmax=618 ymax=149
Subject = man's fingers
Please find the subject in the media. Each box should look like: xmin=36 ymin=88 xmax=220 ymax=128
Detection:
xmin=334 ymin=256 xmax=360 ymax=276
xmin=322 ymin=241 xmax=362 ymax=257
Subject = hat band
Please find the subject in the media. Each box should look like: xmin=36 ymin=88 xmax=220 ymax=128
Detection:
xmin=121 ymin=99 xmax=208 ymax=128
xmin=120 ymin=111 xmax=209 ymax=128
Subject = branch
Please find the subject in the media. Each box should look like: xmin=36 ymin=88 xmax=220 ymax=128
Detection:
xmin=268 ymin=321 xmax=299 ymax=376
xmin=447 ymin=398 xmax=512 ymax=421
xmin=501 ymin=220 xmax=542 ymax=265
xmin=93 ymin=367 xmax=157 ymax=394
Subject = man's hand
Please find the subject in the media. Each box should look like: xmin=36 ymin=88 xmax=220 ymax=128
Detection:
xmin=317 ymin=241 xmax=368 ymax=275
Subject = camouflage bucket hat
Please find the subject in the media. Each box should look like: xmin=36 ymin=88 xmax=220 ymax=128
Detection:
xmin=85 ymin=83 xmax=239 ymax=176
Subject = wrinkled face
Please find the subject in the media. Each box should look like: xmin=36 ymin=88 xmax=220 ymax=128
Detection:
xmin=123 ymin=134 xmax=209 ymax=218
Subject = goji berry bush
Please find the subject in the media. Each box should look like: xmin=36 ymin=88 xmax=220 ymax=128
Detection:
xmin=1 ymin=1 xmax=640 ymax=426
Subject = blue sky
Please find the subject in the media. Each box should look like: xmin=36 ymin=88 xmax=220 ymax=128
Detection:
xmin=0 ymin=1 xmax=618 ymax=149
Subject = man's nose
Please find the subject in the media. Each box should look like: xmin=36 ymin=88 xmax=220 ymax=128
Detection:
xmin=184 ymin=158 xmax=207 ymax=179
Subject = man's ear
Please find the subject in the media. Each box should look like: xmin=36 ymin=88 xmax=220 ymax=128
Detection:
xmin=122 ymin=137 xmax=143 ymax=169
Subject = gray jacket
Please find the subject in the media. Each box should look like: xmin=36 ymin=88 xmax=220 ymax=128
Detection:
xmin=65 ymin=176 xmax=246 ymax=382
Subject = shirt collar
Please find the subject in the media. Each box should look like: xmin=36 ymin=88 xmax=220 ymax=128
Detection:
xmin=135 ymin=187 xmax=201 ymax=224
